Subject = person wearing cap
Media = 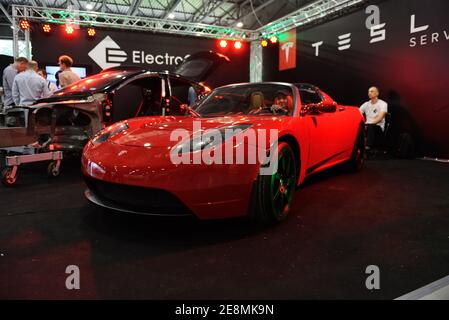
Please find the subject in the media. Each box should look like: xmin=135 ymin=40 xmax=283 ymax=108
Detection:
xmin=272 ymin=90 xmax=292 ymax=114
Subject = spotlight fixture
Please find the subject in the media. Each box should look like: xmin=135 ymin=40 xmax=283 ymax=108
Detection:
xmin=19 ymin=19 xmax=30 ymax=30
xmin=219 ymin=39 xmax=228 ymax=48
xmin=65 ymin=24 xmax=74 ymax=35
xmin=270 ymin=35 xmax=278 ymax=44
xmin=42 ymin=23 xmax=52 ymax=33
xmin=87 ymin=27 xmax=96 ymax=37
xmin=260 ymin=39 xmax=268 ymax=47
xmin=234 ymin=41 xmax=242 ymax=49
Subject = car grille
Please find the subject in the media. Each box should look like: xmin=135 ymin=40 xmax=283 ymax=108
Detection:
xmin=84 ymin=176 xmax=193 ymax=216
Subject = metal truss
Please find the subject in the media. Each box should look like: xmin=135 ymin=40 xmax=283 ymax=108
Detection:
xmin=10 ymin=1 xmax=369 ymax=42
xmin=8 ymin=1 xmax=370 ymax=81
xmin=11 ymin=4 xmax=251 ymax=41
xmin=257 ymin=0 xmax=368 ymax=37
xmin=249 ymin=40 xmax=263 ymax=83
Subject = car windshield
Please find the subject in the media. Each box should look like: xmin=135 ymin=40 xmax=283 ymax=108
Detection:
xmin=55 ymin=70 xmax=136 ymax=95
xmin=193 ymin=84 xmax=294 ymax=117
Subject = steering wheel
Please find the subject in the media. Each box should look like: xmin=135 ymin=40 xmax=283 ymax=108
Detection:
xmin=270 ymin=104 xmax=289 ymax=115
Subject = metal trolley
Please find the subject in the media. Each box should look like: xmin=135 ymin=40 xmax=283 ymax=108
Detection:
xmin=1 ymin=147 xmax=63 ymax=187
xmin=1 ymin=106 xmax=63 ymax=187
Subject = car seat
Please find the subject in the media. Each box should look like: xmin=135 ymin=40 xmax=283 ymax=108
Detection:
xmin=248 ymin=91 xmax=265 ymax=113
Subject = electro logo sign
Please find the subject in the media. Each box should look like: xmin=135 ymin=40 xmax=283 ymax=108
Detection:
xmin=311 ymin=5 xmax=449 ymax=57
xmin=88 ymin=35 xmax=187 ymax=70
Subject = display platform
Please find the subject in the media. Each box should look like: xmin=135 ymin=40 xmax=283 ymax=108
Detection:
xmin=0 ymin=158 xmax=447 ymax=299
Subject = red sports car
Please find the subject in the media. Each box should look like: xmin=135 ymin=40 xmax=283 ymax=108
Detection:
xmin=81 ymin=83 xmax=365 ymax=223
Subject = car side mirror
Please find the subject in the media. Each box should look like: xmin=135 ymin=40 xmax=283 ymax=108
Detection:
xmin=301 ymin=103 xmax=320 ymax=116
xmin=318 ymin=102 xmax=337 ymax=113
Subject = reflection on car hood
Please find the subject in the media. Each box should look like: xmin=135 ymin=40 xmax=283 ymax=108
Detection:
xmin=109 ymin=115 xmax=291 ymax=148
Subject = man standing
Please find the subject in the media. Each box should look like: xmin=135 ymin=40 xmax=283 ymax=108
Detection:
xmin=12 ymin=60 xmax=51 ymax=106
xmin=57 ymin=55 xmax=80 ymax=88
xmin=2 ymin=57 xmax=28 ymax=107
xmin=360 ymin=87 xmax=388 ymax=150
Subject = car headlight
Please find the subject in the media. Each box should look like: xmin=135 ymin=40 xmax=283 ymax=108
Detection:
xmin=175 ymin=124 xmax=253 ymax=154
xmin=92 ymin=122 xmax=129 ymax=145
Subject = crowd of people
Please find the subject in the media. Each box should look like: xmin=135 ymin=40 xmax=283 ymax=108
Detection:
xmin=1 ymin=55 xmax=80 ymax=108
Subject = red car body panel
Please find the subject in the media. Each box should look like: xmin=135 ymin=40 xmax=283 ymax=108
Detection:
xmin=81 ymin=83 xmax=364 ymax=219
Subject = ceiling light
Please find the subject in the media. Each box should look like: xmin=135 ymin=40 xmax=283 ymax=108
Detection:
xmin=168 ymin=13 xmax=175 ymax=19
xmin=42 ymin=23 xmax=52 ymax=33
xmin=19 ymin=19 xmax=30 ymax=30
xmin=219 ymin=39 xmax=228 ymax=48
xmin=86 ymin=3 xmax=93 ymax=10
xmin=236 ymin=22 xmax=243 ymax=28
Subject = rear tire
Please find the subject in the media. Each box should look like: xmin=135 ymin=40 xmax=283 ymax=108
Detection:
xmin=347 ymin=126 xmax=366 ymax=172
xmin=250 ymin=142 xmax=298 ymax=224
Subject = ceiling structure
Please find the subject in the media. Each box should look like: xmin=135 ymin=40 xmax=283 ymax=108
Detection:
xmin=0 ymin=0 xmax=370 ymax=40
xmin=0 ymin=0 xmax=317 ymax=30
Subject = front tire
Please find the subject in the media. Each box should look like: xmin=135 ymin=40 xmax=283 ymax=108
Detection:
xmin=251 ymin=142 xmax=298 ymax=223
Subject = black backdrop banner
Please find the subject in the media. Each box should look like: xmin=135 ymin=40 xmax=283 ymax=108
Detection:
xmin=264 ymin=0 xmax=449 ymax=158
xmin=31 ymin=27 xmax=249 ymax=88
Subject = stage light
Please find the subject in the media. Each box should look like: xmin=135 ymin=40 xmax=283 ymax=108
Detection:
xmin=270 ymin=35 xmax=278 ymax=44
xmin=86 ymin=3 xmax=93 ymax=10
xmin=65 ymin=24 xmax=74 ymax=35
xmin=87 ymin=27 xmax=96 ymax=37
xmin=261 ymin=39 xmax=268 ymax=47
xmin=42 ymin=23 xmax=52 ymax=33
xmin=19 ymin=19 xmax=30 ymax=30
xmin=219 ymin=39 xmax=228 ymax=48
xmin=168 ymin=13 xmax=175 ymax=19
xmin=236 ymin=21 xmax=243 ymax=28
xmin=234 ymin=41 xmax=242 ymax=49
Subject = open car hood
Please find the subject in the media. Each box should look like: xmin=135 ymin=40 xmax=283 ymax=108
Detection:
xmin=173 ymin=51 xmax=231 ymax=82
xmin=36 ymin=91 xmax=93 ymax=104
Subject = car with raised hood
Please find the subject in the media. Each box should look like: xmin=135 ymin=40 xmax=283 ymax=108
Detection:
xmin=26 ymin=51 xmax=230 ymax=154
xmin=82 ymin=82 xmax=366 ymax=223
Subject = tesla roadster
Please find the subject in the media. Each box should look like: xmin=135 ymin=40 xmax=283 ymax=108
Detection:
xmin=82 ymin=83 xmax=365 ymax=223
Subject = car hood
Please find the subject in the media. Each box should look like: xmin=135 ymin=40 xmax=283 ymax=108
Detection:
xmin=110 ymin=116 xmax=290 ymax=148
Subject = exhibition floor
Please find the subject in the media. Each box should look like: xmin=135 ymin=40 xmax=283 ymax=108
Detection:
xmin=0 ymin=159 xmax=448 ymax=299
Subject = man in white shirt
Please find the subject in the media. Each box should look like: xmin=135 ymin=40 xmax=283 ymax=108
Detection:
xmin=360 ymin=87 xmax=388 ymax=150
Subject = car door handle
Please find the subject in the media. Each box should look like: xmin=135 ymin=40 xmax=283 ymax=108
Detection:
xmin=338 ymin=107 xmax=346 ymax=112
